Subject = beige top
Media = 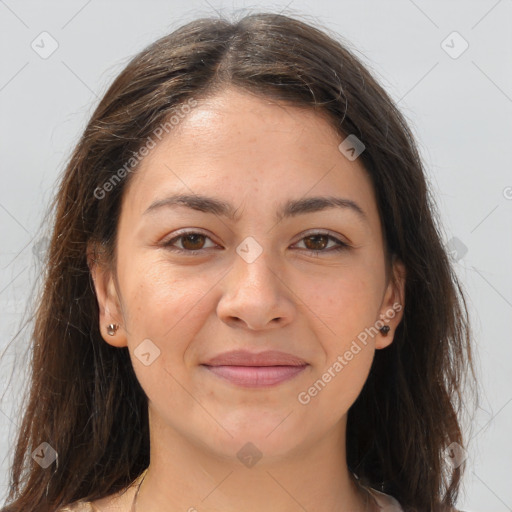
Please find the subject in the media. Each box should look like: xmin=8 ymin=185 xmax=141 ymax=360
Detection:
xmin=58 ymin=473 xmax=403 ymax=511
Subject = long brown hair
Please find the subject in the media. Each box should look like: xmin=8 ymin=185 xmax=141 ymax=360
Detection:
xmin=1 ymin=11 xmax=477 ymax=512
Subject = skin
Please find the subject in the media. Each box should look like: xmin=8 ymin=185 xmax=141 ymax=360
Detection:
xmin=88 ymin=87 xmax=406 ymax=512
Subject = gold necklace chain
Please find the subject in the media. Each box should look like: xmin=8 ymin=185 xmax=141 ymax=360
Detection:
xmin=130 ymin=468 xmax=371 ymax=512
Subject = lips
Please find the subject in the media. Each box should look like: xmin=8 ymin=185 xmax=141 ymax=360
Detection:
xmin=202 ymin=350 xmax=307 ymax=367
xmin=201 ymin=350 xmax=308 ymax=388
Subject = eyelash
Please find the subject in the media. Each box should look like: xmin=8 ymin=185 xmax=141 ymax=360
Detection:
xmin=161 ymin=230 xmax=349 ymax=256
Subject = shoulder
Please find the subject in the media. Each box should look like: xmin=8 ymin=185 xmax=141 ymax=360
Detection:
xmin=56 ymin=502 xmax=96 ymax=512
xmin=367 ymin=487 xmax=403 ymax=511
xmin=366 ymin=489 xmax=468 ymax=512
xmin=56 ymin=470 xmax=145 ymax=512
xmin=56 ymin=496 xmax=121 ymax=512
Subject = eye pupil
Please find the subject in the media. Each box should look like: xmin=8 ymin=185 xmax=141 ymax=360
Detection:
xmin=304 ymin=235 xmax=328 ymax=251
xmin=182 ymin=234 xmax=205 ymax=250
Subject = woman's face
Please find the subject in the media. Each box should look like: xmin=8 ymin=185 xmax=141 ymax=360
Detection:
xmin=91 ymin=87 xmax=405 ymax=462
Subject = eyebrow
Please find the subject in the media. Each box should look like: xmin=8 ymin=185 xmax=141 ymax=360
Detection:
xmin=143 ymin=194 xmax=368 ymax=223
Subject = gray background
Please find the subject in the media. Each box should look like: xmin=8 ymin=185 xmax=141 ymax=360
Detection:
xmin=1 ymin=1 xmax=511 ymax=510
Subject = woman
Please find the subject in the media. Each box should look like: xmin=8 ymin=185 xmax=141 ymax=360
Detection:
xmin=1 ymin=11 xmax=476 ymax=512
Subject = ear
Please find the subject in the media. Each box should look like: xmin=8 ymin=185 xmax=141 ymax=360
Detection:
xmin=375 ymin=256 xmax=406 ymax=350
xmin=87 ymin=242 xmax=128 ymax=348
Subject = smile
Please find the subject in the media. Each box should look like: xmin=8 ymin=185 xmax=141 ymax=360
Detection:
xmin=201 ymin=364 xmax=308 ymax=388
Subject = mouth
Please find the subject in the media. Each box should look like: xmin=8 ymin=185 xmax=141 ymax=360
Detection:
xmin=201 ymin=364 xmax=308 ymax=387
xmin=201 ymin=350 xmax=309 ymax=388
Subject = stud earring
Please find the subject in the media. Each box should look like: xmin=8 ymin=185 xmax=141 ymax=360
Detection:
xmin=379 ymin=325 xmax=390 ymax=336
xmin=106 ymin=323 xmax=119 ymax=336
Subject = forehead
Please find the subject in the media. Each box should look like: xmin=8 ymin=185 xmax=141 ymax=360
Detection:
xmin=122 ymin=88 xmax=380 ymax=231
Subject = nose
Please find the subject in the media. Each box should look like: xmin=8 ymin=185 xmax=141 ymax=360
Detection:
xmin=216 ymin=245 xmax=295 ymax=331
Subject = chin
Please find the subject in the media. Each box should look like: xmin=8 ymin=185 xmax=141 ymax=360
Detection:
xmin=202 ymin=421 xmax=305 ymax=461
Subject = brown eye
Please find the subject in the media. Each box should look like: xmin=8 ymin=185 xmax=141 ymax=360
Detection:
xmin=294 ymin=232 xmax=348 ymax=254
xmin=303 ymin=234 xmax=329 ymax=251
xmin=180 ymin=233 xmax=206 ymax=250
xmin=162 ymin=232 xmax=217 ymax=253
xmin=162 ymin=230 xmax=348 ymax=256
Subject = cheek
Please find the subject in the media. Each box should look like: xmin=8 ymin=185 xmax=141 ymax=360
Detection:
xmin=119 ymin=259 xmax=218 ymax=401
xmin=297 ymin=336 xmax=375 ymax=426
xmin=303 ymin=269 xmax=381 ymax=416
xmin=302 ymin=269 xmax=381 ymax=338
xmin=118 ymin=252 xmax=218 ymax=332
xmin=117 ymin=255 xmax=230 ymax=394
xmin=301 ymin=271 xmax=380 ymax=404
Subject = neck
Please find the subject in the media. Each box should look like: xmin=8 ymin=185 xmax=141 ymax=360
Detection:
xmin=134 ymin=409 xmax=371 ymax=512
